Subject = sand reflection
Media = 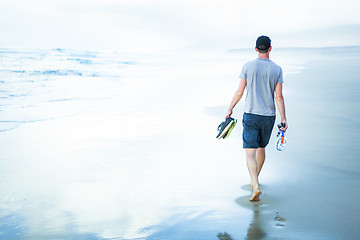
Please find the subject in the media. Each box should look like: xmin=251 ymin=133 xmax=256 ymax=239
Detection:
xmin=236 ymin=186 xmax=269 ymax=240
xmin=236 ymin=197 xmax=265 ymax=239
xmin=246 ymin=205 xmax=266 ymax=239
xmin=236 ymin=185 xmax=287 ymax=239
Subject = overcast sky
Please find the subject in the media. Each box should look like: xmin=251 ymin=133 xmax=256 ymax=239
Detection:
xmin=1 ymin=0 xmax=360 ymax=51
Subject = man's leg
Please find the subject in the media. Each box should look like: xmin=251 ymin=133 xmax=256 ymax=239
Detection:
xmin=256 ymin=148 xmax=266 ymax=176
xmin=246 ymin=149 xmax=262 ymax=201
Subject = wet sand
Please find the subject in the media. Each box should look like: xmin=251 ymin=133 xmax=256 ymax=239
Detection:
xmin=0 ymin=47 xmax=360 ymax=239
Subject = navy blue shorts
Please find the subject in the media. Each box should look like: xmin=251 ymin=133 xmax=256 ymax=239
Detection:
xmin=242 ymin=113 xmax=275 ymax=149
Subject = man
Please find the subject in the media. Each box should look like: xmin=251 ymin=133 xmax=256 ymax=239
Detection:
xmin=226 ymin=36 xmax=288 ymax=201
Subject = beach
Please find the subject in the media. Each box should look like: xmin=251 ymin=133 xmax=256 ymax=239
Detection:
xmin=0 ymin=46 xmax=360 ymax=239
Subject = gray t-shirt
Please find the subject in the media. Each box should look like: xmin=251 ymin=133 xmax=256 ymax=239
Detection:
xmin=240 ymin=58 xmax=283 ymax=116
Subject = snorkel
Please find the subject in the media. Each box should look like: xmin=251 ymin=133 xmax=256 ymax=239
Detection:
xmin=276 ymin=123 xmax=287 ymax=151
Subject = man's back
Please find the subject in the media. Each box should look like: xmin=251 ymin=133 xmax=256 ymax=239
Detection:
xmin=240 ymin=58 xmax=283 ymax=116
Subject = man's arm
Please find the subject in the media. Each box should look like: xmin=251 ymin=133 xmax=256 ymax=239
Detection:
xmin=275 ymin=83 xmax=288 ymax=131
xmin=226 ymin=78 xmax=246 ymax=118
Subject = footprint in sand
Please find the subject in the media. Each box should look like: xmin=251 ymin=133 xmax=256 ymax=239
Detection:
xmin=274 ymin=212 xmax=286 ymax=227
xmin=217 ymin=232 xmax=233 ymax=240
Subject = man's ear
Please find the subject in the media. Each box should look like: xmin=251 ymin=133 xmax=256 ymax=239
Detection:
xmin=255 ymin=47 xmax=259 ymax=52
xmin=268 ymin=46 xmax=272 ymax=52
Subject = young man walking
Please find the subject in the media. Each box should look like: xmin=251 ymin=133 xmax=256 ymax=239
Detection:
xmin=226 ymin=36 xmax=288 ymax=201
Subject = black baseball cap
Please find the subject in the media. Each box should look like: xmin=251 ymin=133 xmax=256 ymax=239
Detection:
xmin=256 ymin=36 xmax=271 ymax=50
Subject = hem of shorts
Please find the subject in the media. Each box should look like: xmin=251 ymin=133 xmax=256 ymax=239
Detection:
xmin=243 ymin=146 xmax=260 ymax=149
xmin=243 ymin=145 xmax=268 ymax=149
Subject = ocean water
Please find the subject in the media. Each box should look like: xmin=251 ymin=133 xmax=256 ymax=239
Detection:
xmin=0 ymin=47 xmax=360 ymax=240
xmin=0 ymin=48 xmax=137 ymax=132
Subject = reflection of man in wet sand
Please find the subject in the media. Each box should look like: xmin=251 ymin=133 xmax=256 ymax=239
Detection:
xmin=226 ymin=36 xmax=287 ymax=201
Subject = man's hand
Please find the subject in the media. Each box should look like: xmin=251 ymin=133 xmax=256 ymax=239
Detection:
xmin=280 ymin=121 xmax=288 ymax=132
xmin=226 ymin=109 xmax=233 ymax=119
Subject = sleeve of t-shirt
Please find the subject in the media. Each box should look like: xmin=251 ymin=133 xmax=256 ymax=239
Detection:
xmin=239 ymin=64 xmax=246 ymax=79
xmin=277 ymin=67 xmax=284 ymax=84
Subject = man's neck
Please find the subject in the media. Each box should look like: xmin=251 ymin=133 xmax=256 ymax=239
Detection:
xmin=258 ymin=53 xmax=270 ymax=59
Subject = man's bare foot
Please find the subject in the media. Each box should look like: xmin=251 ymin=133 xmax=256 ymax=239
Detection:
xmin=250 ymin=187 xmax=262 ymax=202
